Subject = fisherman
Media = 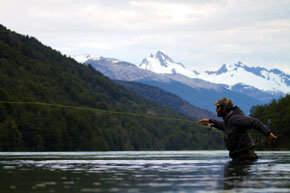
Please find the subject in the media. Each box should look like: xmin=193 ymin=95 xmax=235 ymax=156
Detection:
xmin=198 ymin=97 xmax=277 ymax=161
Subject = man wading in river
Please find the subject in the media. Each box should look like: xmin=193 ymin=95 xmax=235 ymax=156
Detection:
xmin=198 ymin=97 xmax=277 ymax=161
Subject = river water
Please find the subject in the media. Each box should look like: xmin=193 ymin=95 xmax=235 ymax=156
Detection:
xmin=0 ymin=151 xmax=289 ymax=193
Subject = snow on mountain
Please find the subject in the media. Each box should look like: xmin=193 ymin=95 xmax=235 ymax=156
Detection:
xmin=196 ymin=62 xmax=290 ymax=94
xmin=70 ymin=54 xmax=173 ymax=83
xmin=72 ymin=54 xmax=121 ymax=64
xmin=71 ymin=54 xmax=97 ymax=63
xmin=139 ymin=51 xmax=196 ymax=78
xmin=139 ymin=51 xmax=290 ymax=94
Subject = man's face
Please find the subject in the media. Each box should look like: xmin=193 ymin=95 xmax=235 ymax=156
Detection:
xmin=216 ymin=105 xmax=223 ymax=117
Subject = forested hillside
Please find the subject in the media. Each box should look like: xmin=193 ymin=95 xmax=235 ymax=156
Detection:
xmin=0 ymin=24 xmax=224 ymax=151
xmin=250 ymin=94 xmax=290 ymax=150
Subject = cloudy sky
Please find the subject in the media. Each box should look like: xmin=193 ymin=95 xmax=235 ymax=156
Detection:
xmin=1 ymin=0 xmax=290 ymax=73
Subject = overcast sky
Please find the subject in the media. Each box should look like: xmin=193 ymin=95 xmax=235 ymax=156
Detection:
xmin=1 ymin=0 xmax=290 ymax=73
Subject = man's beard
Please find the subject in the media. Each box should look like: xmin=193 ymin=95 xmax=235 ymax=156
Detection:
xmin=217 ymin=110 xmax=224 ymax=117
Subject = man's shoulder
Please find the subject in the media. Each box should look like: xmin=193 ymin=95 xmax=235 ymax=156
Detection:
xmin=232 ymin=106 xmax=245 ymax=115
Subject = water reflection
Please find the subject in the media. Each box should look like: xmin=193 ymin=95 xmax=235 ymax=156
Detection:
xmin=0 ymin=151 xmax=290 ymax=193
xmin=223 ymin=160 xmax=255 ymax=190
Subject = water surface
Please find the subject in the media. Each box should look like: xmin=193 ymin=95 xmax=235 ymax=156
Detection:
xmin=0 ymin=151 xmax=289 ymax=193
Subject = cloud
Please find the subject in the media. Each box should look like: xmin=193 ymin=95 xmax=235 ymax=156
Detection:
xmin=1 ymin=0 xmax=290 ymax=73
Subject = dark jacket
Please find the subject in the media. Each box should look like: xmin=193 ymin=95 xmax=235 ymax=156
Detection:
xmin=209 ymin=106 xmax=271 ymax=152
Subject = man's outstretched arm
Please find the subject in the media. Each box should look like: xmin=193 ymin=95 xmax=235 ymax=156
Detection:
xmin=235 ymin=116 xmax=278 ymax=143
xmin=198 ymin=119 xmax=224 ymax=131
xmin=198 ymin=119 xmax=210 ymax=126
xmin=268 ymin=133 xmax=278 ymax=144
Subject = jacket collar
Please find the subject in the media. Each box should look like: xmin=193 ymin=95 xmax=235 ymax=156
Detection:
xmin=223 ymin=106 xmax=244 ymax=124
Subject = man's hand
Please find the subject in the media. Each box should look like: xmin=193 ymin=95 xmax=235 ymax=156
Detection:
xmin=268 ymin=132 xmax=278 ymax=144
xmin=198 ymin=119 xmax=210 ymax=126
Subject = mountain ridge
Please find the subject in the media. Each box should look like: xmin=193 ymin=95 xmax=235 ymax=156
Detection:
xmin=198 ymin=61 xmax=289 ymax=94
xmin=76 ymin=54 xmax=264 ymax=114
xmin=139 ymin=51 xmax=290 ymax=95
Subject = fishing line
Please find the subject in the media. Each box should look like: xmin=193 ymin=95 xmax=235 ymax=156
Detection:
xmin=0 ymin=101 xmax=275 ymax=133
xmin=0 ymin=101 xmax=276 ymax=143
xmin=0 ymin=101 xmax=194 ymax=123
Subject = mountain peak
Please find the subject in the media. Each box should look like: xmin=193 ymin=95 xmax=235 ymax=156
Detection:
xmin=71 ymin=54 xmax=101 ymax=63
xmin=235 ymin=61 xmax=244 ymax=67
xmin=139 ymin=51 xmax=193 ymax=77
xmin=205 ymin=64 xmax=228 ymax=75
xmin=148 ymin=50 xmax=175 ymax=67
xmin=71 ymin=54 xmax=123 ymax=64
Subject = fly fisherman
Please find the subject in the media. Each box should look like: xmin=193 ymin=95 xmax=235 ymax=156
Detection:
xmin=198 ymin=97 xmax=277 ymax=161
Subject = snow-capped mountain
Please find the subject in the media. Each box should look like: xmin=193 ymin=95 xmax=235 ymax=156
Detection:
xmin=73 ymin=54 xmax=173 ymax=83
xmin=196 ymin=62 xmax=290 ymax=94
xmin=139 ymin=51 xmax=290 ymax=95
xmin=72 ymin=54 xmax=121 ymax=64
xmin=70 ymin=52 xmax=289 ymax=114
xmin=139 ymin=51 xmax=196 ymax=78
xmin=71 ymin=54 xmax=265 ymax=114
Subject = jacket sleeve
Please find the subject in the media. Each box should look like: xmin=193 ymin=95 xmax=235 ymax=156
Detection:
xmin=209 ymin=119 xmax=224 ymax=131
xmin=251 ymin=117 xmax=271 ymax=136
xmin=233 ymin=116 xmax=271 ymax=136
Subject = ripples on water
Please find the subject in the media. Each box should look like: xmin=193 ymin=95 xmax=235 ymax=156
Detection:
xmin=0 ymin=151 xmax=290 ymax=193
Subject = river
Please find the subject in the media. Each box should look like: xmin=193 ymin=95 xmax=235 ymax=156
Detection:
xmin=0 ymin=151 xmax=289 ymax=193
